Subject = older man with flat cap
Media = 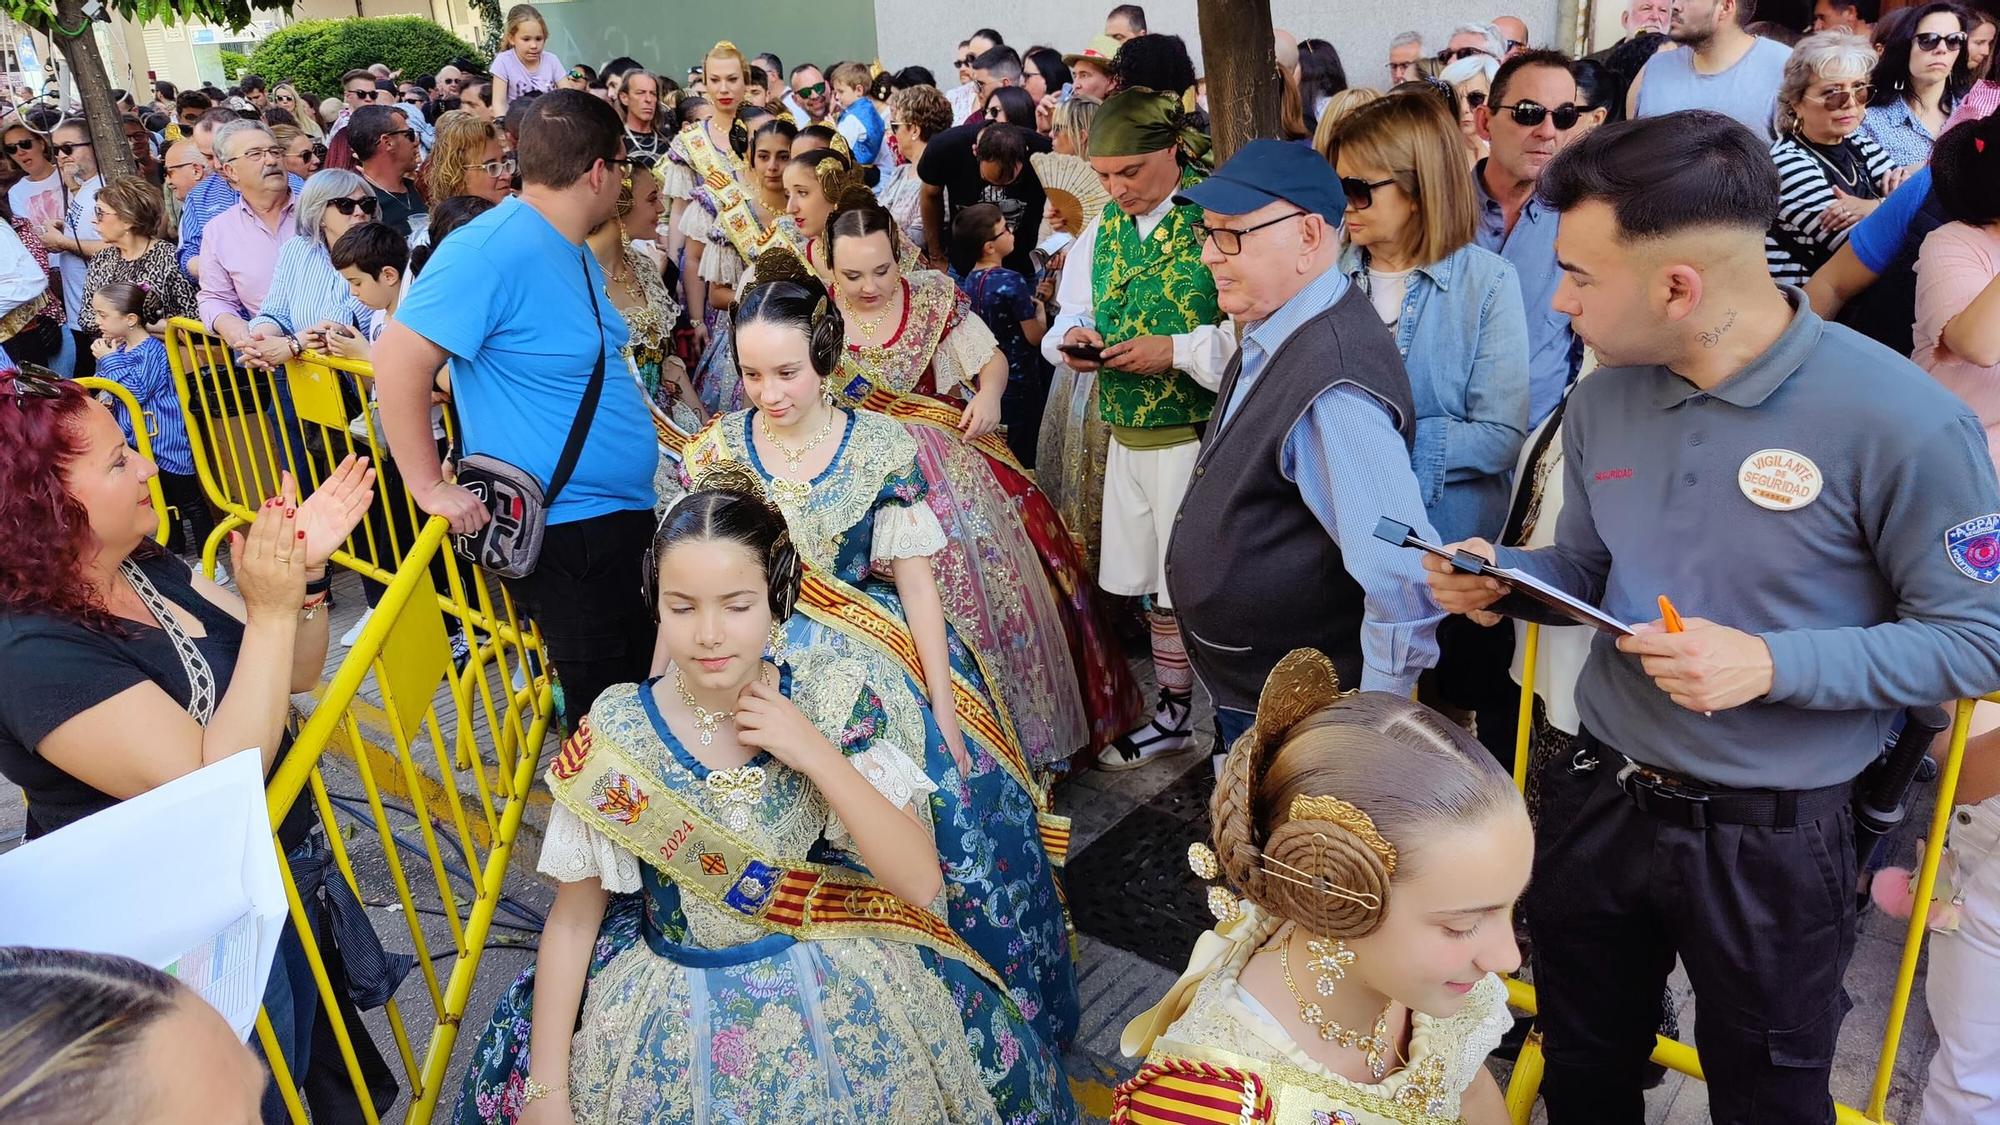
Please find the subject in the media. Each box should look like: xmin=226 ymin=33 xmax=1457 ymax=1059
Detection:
xmin=1165 ymin=139 xmax=1443 ymax=762
xmin=1044 ymin=86 xmax=1234 ymax=771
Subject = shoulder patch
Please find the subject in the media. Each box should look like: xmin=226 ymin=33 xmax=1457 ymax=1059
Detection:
xmin=1946 ymin=515 xmax=2000 ymax=583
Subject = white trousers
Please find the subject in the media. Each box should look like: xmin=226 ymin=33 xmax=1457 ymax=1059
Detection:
xmin=1921 ymin=794 xmax=2000 ymax=1124
xmin=1098 ymin=438 xmax=1201 ymax=606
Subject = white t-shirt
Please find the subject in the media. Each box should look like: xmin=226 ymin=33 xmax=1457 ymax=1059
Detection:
xmin=59 ymin=176 xmax=103 ymax=330
xmin=1366 ymin=266 xmax=1410 ymax=331
xmin=8 ymin=171 xmax=69 ymax=313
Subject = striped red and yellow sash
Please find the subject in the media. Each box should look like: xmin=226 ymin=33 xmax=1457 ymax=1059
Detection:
xmin=847 ymin=385 xmax=1025 ymax=472
xmin=546 ymin=715 xmax=1007 ymax=990
xmin=1112 ymin=1059 xmax=1275 ymax=1125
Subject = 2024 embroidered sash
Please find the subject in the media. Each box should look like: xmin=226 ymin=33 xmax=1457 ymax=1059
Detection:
xmin=546 ymin=717 xmax=1007 ymax=990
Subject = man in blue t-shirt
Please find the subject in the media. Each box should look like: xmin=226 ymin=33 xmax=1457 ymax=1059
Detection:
xmin=375 ymin=89 xmax=658 ymax=726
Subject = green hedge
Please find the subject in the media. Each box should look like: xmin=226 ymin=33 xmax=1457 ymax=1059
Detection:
xmin=220 ymin=49 xmax=250 ymax=81
xmin=245 ymin=17 xmax=486 ymax=102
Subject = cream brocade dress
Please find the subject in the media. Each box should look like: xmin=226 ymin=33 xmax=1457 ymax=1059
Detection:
xmin=1119 ymin=904 xmax=1514 ymax=1125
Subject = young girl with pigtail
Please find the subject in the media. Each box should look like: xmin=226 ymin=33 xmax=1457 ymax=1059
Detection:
xmin=1117 ymin=648 xmax=1531 ymax=1125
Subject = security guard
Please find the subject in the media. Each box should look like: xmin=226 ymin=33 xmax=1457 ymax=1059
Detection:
xmin=1425 ymin=110 xmax=2000 ymax=1125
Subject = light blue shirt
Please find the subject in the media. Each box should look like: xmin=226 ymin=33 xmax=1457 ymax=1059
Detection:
xmin=1342 ymin=242 xmax=1530 ymax=542
xmin=1225 ymin=265 xmax=1444 ymax=696
xmin=247 ymin=238 xmax=371 ymax=339
xmin=396 ymin=196 xmax=656 ymax=525
xmin=1860 ymin=100 xmax=1948 ymax=170
xmin=1474 ymin=161 xmax=1579 ymax=429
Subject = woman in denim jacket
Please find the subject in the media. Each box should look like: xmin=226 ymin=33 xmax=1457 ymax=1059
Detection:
xmin=1327 ymin=93 xmax=1530 ymax=543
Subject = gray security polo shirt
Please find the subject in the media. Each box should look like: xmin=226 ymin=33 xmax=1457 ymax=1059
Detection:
xmin=1494 ymin=290 xmax=2000 ymax=789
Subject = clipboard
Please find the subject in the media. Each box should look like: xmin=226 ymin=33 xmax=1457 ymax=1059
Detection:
xmin=1375 ymin=517 xmax=1636 ymax=637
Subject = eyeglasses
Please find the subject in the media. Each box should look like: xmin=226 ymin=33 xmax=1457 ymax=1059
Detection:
xmin=6 ymin=365 xmax=61 ymax=410
xmin=230 ymin=145 xmax=284 ymax=162
xmin=474 ymin=157 xmax=517 ymax=177
xmin=795 ymin=81 xmax=827 ymax=98
xmin=328 ymin=196 xmax=380 ymax=216
xmin=4 ymin=139 xmax=38 ymax=154
xmin=1503 ymin=39 xmax=1526 ymax=52
xmin=1194 ymin=210 xmax=1308 ymax=255
xmin=1464 ymin=90 xmax=1488 ymax=109
xmin=53 ymin=141 xmax=92 ymax=156
xmin=1437 ymin=46 xmax=1493 ymax=63
xmin=956 ymin=56 xmax=976 ymax=68
xmin=1339 ymin=176 xmax=1398 ymax=209
xmin=166 ymin=160 xmax=206 ymax=176
xmin=1495 ymin=100 xmax=1583 ymax=130
xmin=1804 ymin=83 xmax=1872 ymax=110
xmin=1915 ymin=31 xmax=1967 ymax=52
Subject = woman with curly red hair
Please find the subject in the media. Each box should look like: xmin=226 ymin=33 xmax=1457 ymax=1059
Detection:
xmin=0 ymin=367 xmax=397 ymax=1124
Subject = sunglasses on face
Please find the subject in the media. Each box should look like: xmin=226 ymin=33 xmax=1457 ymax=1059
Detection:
xmin=1438 ymin=46 xmax=1492 ymax=63
xmin=384 ymin=128 xmax=418 ymax=143
xmin=328 ymin=196 xmax=380 ymax=216
xmin=308 ymin=143 xmax=328 ymax=160
xmin=1805 ymin=83 xmax=1872 ymax=109
xmin=1193 ymin=210 xmax=1307 ymax=255
xmin=956 ymin=56 xmax=976 ymax=68
xmin=1496 ymin=100 xmax=1583 ymax=130
xmin=347 ymin=88 xmax=374 ymax=101
xmin=1464 ymin=90 xmax=1488 ymax=109
xmin=1341 ymin=176 xmax=1398 ymax=209
xmin=4 ymin=139 xmax=38 ymax=154
xmin=1914 ymin=31 xmax=1967 ymax=52
xmin=53 ymin=141 xmax=92 ymax=156
xmin=795 ymin=81 xmax=827 ymax=98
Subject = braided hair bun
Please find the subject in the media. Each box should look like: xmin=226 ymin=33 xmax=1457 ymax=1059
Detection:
xmin=824 ymin=186 xmax=902 ymax=273
xmin=1207 ymin=650 xmax=1521 ymax=939
xmin=654 ymin=463 xmax=803 ymax=621
xmin=735 ymin=246 xmax=845 ymax=378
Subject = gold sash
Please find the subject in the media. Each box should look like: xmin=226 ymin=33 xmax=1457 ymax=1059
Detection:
xmin=681 ymin=128 xmax=787 ymax=267
xmin=545 ymin=714 xmax=1007 ymax=989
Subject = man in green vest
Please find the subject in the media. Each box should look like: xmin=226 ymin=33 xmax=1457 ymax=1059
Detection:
xmin=1041 ymin=87 xmax=1236 ymax=771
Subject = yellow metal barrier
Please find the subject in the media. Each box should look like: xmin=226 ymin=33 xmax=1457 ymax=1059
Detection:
xmin=1502 ymin=627 xmax=1978 ymax=1124
xmin=163 ymin=321 xmax=558 ymax=1123
xmin=75 ymin=376 xmax=169 ymax=545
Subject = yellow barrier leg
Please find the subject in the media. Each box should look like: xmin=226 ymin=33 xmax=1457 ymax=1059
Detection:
xmin=254 ymin=1006 xmax=310 ymax=1123
xmin=1514 ymin=623 xmax=1539 ymax=791
xmin=1507 ymin=1029 xmax=1545 ymax=1125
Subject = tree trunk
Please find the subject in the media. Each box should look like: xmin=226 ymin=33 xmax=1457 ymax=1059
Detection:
xmin=1197 ymin=0 xmax=1280 ymax=163
xmin=47 ymin=0 xmax=138 ymax=181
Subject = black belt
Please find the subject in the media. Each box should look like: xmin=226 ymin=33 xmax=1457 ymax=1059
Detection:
xmin=1579 ymin=732 xmax=1853 ymax=830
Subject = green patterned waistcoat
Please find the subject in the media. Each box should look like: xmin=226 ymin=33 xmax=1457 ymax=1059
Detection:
xmin=1090 ymin=168 xmax=1224 ymax=432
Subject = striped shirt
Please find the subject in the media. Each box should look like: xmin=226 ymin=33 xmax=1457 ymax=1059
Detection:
xmin=248 ymin=237 xmax=370 ymax=339
xmin=96 ymin=336 xmax=194 ymax=475
xmin=1766 ymin=132 xmax=1892 ymax=285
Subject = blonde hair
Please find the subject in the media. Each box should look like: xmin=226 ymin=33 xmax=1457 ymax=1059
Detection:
xmin=1324 ymin=93 xmax=1480 ymax=267
xmin=500 ymin=3 xmax=547 ymax=50
xmin=1311 ymin=88 xmax=1383 ymax=158
xmin=704 ymin=40 xmax=750 ymax=79
xmin=1776 ymin=31 xmax=1876 ymax=134
xmin=1050 ymin=93 xmax=1101 ymax=149
xmin=423 ymin=110 xmax=502 ymax=199
xmin=1211 ymin=693 xmax=1520 ymax=938
xmin=828 ymin=61 xmax=873 ymax=92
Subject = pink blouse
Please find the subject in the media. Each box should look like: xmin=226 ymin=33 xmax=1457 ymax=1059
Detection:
xmin=1915 ymin=220 xmax=2000 ymax=468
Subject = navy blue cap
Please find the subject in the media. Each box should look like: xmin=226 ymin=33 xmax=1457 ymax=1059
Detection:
xmin=1172 ymin=139 xmax=1345 ymax=221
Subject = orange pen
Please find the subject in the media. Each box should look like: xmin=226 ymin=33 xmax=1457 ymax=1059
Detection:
xmin=1658 ymin=594 xmax=1686 ymax=633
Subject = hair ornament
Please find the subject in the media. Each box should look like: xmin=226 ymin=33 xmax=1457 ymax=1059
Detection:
xmin=712 ymin=39 xmax=740 ymax=55
xmin=692 ymin=458 xmax=774 ymax=510
xmin=1250 ymin=648 xmax=1351 ymax=754
xmin=1289 ymin=795 xmax=1397 ymax=877
xmin=815 ymin=156 xmax=844 ymax=180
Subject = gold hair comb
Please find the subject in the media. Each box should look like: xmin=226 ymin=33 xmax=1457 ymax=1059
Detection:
xmin=1257 ymin=846 xmax=1382 ymax=913
xmin=1289 ymin=795 xmax=1397 ymax=876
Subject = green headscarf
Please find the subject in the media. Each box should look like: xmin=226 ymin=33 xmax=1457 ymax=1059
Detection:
xmin=1088 ymin=86 xmax=1214 ymax=170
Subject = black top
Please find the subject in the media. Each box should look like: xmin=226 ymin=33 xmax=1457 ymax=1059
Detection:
xmin=0 ymin=551 xmax=310 ymax=843
xmin=916 ymin=123 xmax=1050 ymax=277
xmin=367 ymin=176 xmax=426 ymax=237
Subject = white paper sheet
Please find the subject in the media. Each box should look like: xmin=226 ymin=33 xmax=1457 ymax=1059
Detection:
xmin=0 ymin=749 xmax=287 ymax=1040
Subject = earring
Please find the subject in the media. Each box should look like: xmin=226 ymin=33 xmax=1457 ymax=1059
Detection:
xmin=1304 ymin=936 xmax=1356 ymax=995
xmin=821 ymin=383 xmax=836 ymax=406
xmin=766 ymin=621 xmax=789 ymax=663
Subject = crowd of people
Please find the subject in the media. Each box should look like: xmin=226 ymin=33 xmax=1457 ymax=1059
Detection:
xmin=4 ymin=0 xmax=2000 ymax=1122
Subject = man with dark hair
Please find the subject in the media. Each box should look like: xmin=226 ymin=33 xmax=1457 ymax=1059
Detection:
xmin=348 ymin=104 xmax=425 ymax=235
xmin=1106 ymin=4 xmax=1147 ymax=41
xmin=920 ymin=117 xmax=1050 ymax=276
xmin=947 ymin=28 xmax=1006 ymax=121
xmin=378 ymin=89 xmax=658 ymax=727
xmin=1427 ymin=109 xmax=2000 ymax=1125
xmin=238 ymin=73 xmax=267 ymax=109
xmin=755 ymin=51 xmax=787 ymax=102
xmin=171 ymin=89 xmax=212 ymax=134
xmin=1627 ymin=0 xmax=1789 ymax=138
xmin=970 ymin=45 xmax=1024 ymax=114
xmin=787 ymin=63 xmax=831 ymax=125
xmin=1811 ymin=0 xmax=1878 ymax=36
xmin=1476 ymin=49 xmax=1586 ymax=427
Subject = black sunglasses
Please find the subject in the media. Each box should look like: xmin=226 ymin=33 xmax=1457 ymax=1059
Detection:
xmin=956 ymin=55 xmax=976 ymax=67
xmin=1340 ymin=176 xmax=1397 ymax=209
xmin=1438 ymin=46 xmax=1493 ymax=63
xmin=6 ymin=364 xmax=62 ymax=410
xmin=308 ymin=142 xmax=328 ymax=160
xmin=53 ymin=141 xmax=93 ymax=156
xmin=1496 ymin=100 xmax=1583 ymax=130
xmin=1914 ymin=31 xmax=1967 ymax=52
xmin=4 ymin=139 xmax=38 ymax=154
xmin=328 ymin=196 xmax=380 ymax=216
xmin=1464 ymin=90 xmax=1488 ymax=109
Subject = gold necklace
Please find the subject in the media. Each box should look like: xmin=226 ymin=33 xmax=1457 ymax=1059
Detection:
xmin=672 ymin=664 xmax=737 ymax=746
xmin=845 ymin=288 xmax=899 ymax=340
xmin=759 ymin=407 xmax=838 ymax=504
xmin=1280 ymin=928 xmax=1396 ymax=1080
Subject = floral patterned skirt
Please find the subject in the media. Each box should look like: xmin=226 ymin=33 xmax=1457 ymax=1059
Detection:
xmin=691 ymin=308 xmax=747 ymax=417
xmin=1032 ymin=365 xmax=1111 ymax=580
xmin=452 ymin=892 xmax=1077 ymax=1123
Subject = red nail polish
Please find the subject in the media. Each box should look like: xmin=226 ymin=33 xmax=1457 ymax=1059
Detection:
xmin=285 ymin=508 xmax=295 ymax=518
xmin=297 ymin=531 xmax=306 ymax=540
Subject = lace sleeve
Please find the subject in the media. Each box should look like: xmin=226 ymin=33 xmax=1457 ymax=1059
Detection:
xmin=870 ymin=499 xmax=946 ymax=563
xmin=825 ymin=741 xmax=938 ymax=848
xmin=677 ymin=196 xmax=719 ymax=242
xmin=1439 ymin=974 xmax=1516 ymax=1102
xmin=660 ymin=158 xmax=696 ymax=200
xmin=927 ymin=313 xmax=1001 ymax=396
xmin=698 ymin=239 xmax=746 ymax=287
xmin=537 ymin=802 xmax=643 ymax=892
